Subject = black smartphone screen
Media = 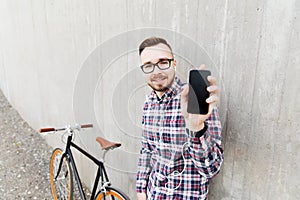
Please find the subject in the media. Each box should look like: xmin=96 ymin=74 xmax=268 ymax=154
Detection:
xmin=187 ymin=70 xmax=211 ymax=114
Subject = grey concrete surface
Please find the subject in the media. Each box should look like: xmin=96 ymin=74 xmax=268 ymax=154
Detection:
xmin=0 ymin=1 xmax=299 ymax=199
xmin=0 ymin=89 xmax=52 ymax=199
xmin=0 ymin=89 xmax=91 ymax=199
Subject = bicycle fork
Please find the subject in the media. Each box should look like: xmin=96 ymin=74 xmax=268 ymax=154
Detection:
xmin=54 ymin=153 xmax=68 ymax=181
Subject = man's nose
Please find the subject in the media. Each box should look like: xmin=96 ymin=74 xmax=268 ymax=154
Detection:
xmin=152 ymin=64 xmax=162 ymax=74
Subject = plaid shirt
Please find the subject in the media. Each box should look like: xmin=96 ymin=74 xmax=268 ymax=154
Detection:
xmin=136 ymin=77 xmax=223 ymax=200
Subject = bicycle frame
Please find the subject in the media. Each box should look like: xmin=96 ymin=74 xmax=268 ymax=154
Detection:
xmin=55 ymin=132 xmax=110 ymax=200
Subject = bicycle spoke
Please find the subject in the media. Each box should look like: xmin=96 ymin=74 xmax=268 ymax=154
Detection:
xmin=50 ymin=149 xmax=73 ymax=200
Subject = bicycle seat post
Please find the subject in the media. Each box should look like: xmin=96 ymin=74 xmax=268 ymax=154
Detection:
xmin=101 ymin=149 xmax=109 ymax=163
xmin=95 ymin=137 xmax=121 ymax=163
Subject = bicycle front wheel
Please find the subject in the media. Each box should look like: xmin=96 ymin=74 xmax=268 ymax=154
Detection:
xmin=49 ymin=148 xmax=73 ymax=200
xmin=95 ymin=187 xmax=129 ymax=200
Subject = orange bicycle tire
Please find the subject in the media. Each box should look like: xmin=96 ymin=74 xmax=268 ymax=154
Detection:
xmin=49 ymin=148 xmax=73 ymax=200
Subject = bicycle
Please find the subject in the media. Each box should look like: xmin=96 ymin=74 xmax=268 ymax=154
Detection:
xmin=39 ymin=124 xmax=130 ymax=200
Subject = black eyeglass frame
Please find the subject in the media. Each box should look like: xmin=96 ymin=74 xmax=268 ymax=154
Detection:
xmin=140 ymin=58 xmax=174 ymax=74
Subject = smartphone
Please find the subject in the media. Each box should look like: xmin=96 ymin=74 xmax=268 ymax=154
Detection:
xmin=187 ymin=69 xmax=211 ymax=114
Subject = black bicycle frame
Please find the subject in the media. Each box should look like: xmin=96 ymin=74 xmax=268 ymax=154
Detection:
xmin=55 ymin=133 xmax=110 ymax=200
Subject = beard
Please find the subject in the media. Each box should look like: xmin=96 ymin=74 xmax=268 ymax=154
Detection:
xmin=147 ymin=83 xmax=169 ymax=92
xmin=147 ymin=73 xmax=175 ymax=92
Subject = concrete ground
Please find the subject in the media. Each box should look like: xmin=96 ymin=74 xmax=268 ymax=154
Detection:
xmin=0 ymin=90 xmax=91 ymax=199
xmin=0 ymin=90 xmax=52 ymax=199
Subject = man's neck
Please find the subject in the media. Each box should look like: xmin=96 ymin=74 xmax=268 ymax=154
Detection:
xmin=155 ymin=91 xmax=164 ymax=99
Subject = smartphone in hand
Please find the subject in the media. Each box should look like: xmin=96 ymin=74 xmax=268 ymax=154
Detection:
xmin=187 ymin=70 xmax=211 ymax=114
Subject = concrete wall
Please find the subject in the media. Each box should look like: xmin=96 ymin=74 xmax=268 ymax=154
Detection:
xmin=0 ymin=0 xmax=299 ymax=199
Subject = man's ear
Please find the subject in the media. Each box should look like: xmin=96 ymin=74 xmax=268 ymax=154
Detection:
xmin=172 ymin=59 xmax=177 ymax=69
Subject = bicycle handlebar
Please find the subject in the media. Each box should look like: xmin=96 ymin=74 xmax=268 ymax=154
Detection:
xmin=80 ymin=124 xmax=93 ymax=128
xmin=39 ymin=127 xmax=56 ymax=132
xmin=39 ymin=124 xmax=93 ymax=133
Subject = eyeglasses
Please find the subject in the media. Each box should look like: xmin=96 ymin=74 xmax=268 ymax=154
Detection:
xmin=140 ymin=58 xmax=174 ymax=74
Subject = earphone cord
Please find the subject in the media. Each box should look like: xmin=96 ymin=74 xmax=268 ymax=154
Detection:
xmin=164 ymin=141 xmax=189 ymax=191
xmin=153 ymin=93 xmax=189 ymax=191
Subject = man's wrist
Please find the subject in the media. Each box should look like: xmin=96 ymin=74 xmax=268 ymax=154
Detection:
xmin=186 ymin=123 xmax=208 ymax=138
xmin=187 ymin=121 xmax=205 ymax=132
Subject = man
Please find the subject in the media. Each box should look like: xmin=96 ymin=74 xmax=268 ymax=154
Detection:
xmin=136 ymin=37 xmax=223 ymax=200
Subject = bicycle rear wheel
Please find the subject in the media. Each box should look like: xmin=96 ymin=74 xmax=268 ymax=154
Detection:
xmin=95 ymin=187 xmax=129 ymax=200
xmin=50 ymin=148 xmax=73 ymax=200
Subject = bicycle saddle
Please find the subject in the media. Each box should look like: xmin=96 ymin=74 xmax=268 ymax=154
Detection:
xmin=96 ymin=137 xmax=121 ymax=150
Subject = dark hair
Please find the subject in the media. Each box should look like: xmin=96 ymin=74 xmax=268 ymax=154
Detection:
xmin=139 ymin=37 xmax=173 ymax=56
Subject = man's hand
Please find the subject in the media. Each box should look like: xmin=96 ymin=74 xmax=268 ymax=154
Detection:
xmin=181 ymin=64 xmax=219 ymax=131
xmin=137 ymin=192 xmax=147 ymax=200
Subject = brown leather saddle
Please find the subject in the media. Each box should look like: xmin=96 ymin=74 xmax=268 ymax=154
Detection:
xmin=96 ymin=137 xmax=121 ymax=150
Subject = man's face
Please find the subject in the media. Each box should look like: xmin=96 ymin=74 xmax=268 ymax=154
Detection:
xmin=140 ymin=43 xmax=176 ymax=94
